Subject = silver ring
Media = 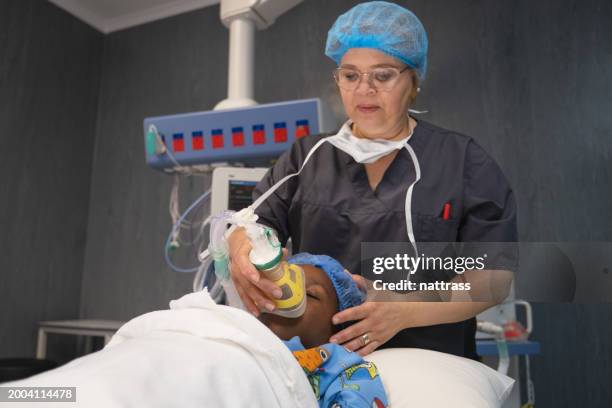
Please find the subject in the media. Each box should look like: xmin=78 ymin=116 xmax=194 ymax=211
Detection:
xmin=361 ymin=333 xmax=371 ymax=346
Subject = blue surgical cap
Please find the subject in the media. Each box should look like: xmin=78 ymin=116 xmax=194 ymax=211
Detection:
xmin=325 ymin=1 xmax=429 ymax=81
xmin=288 ymin=253 xmax=365 ymax=312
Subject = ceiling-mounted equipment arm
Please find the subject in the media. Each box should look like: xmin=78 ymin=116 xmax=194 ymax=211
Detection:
xmin=214 ymin=0 xmax=303 ymax=110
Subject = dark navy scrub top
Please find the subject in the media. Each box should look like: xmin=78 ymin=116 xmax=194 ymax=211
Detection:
xmin=253 ymin=119 xmax=518 ymax=360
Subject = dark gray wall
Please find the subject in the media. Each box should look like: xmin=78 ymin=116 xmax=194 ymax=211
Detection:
xmin=78 ymin=7 xmax=226 ymax=319
xmin=0 ymin=0 xmax=103 ymax=360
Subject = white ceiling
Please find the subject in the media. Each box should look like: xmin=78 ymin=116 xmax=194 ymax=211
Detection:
xmin=48 ymin=0 xmax=220 ymax=34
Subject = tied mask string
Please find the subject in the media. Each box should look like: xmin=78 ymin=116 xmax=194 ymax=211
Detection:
xmin=250 ymin=137 xmax=333 ymax=210
xmin=409 ymin=108 xmax=428 ymax=114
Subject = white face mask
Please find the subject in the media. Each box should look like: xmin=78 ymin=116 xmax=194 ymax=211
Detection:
xmin=327 ymin=121 xmax=413 ymax=163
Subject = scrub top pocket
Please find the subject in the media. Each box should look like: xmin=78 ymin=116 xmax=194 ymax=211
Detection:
xmin=416 ymin=213 xmax=460 ymax=243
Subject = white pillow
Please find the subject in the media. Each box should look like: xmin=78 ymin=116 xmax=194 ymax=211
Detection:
xmin=366 ymin=348 xmax=514 ymax=407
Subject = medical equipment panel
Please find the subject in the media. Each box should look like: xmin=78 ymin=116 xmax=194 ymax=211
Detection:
xmin=144 ymin=98 xmax=335 ymax=170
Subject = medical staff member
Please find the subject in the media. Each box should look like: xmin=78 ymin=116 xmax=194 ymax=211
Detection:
xmin=228 ymin=1 xmax=517 ymax=359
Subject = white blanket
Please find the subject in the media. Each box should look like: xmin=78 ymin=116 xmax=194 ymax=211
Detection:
xmin=8 ymin=290 xmax=318 ymax=408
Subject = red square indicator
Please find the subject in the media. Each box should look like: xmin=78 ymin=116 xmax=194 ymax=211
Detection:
xmin=253 ymin=131 xmax=265 ymax=144
xmin=192 ymin=138 xmax=203 ymax=150
xmin=173 ymin=139 xmax=185 ymax=152
xmin=232 ymin=127 xmax=244 ymax=147
xmin=192 ymin=131 xmax=204 ymax=150
xmin=212 ymin=134 xmax=224 ymax=149
xmin=232 ymin=132 xmax=244 ymax=146
xmin=252 ymin=125 xmax=266 ymax=145
xmin=295 ymin=126 xmax=309 ymax=138
xmin=274 ymin=128 xmax=287 ymax=143
xmin=295 ymin=120 xmax=310 ymax=138
xmin=172 ymin=133 xmax=185 ymax=152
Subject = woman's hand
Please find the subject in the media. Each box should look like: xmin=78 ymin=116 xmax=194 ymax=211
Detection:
xmin=328 ymin=273 xmax=411 ymax=356
xmin=328 ymin=271 xmax=507 ymax=356
xmin=227 ymin=227 xmax=284 ymax=316
xmin=329 ymin=301 xmax=410 ymax=356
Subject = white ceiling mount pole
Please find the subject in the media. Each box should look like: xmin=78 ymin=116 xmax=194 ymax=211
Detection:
xmin=214 ymin=16 xmax=257 ymax=110
xmin=214 ymin=0 xmax=304 ymax=111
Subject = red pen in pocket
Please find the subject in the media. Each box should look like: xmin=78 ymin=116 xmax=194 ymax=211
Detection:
xmin=442 ymin=202 xmax=452 ymax=220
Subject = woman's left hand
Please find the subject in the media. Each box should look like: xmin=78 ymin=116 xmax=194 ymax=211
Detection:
xmin=329 ymin=300 xmax=409 ymax=356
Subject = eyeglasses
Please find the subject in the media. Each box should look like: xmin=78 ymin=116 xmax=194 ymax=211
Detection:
xmin=333 ymin=66 xmax=410 ymax=91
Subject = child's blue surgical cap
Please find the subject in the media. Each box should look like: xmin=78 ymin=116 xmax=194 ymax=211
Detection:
xmin=325 ymin=1 xmax=429 ymax=80
xmin=288 ymin=253 xmax=365 ymax=312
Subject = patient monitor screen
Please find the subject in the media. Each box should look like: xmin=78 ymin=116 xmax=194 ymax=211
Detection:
xmin=228 ymin=180 xmax=258 ymax=211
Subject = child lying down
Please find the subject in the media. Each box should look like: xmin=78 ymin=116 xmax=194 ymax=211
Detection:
xmin=261 ymin=253 xmax=389 ymax=408
xmin=4 ymin=254 xmax=387 ymax=408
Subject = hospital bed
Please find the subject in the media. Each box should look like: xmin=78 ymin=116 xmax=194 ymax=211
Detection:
xmin=4 ymin=290 xmax=514 ymax=407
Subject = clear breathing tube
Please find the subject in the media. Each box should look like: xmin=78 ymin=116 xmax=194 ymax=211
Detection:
xmin=194 ymin=207 xmax=269 ymax=306
xmin=476 ymin=320 xmax=510 ymax=374
xmin=164 ymin=180 xmax=271 ymax=304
